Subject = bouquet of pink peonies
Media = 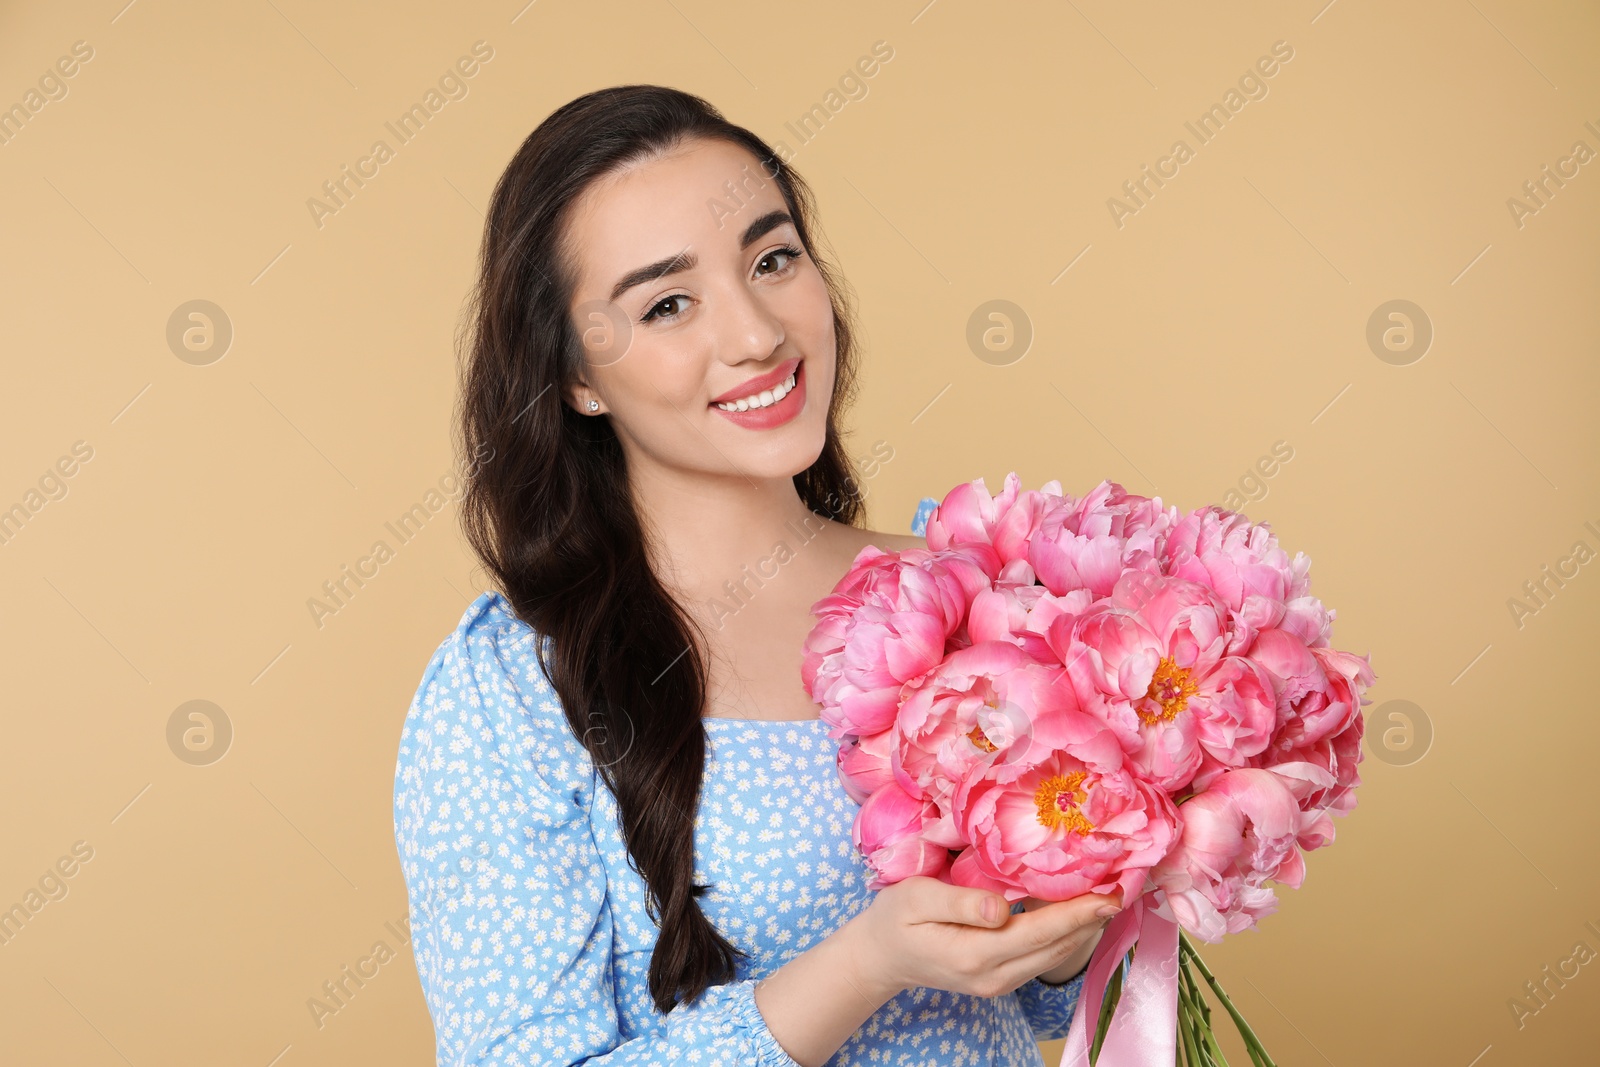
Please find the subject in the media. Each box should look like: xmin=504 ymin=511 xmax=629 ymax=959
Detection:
xmin=801 ymin=474 xmax=1375 ymax=1067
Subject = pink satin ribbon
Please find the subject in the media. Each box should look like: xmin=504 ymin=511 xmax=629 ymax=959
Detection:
xmin=1060 ymin=892 xmax=1180 ymax=1067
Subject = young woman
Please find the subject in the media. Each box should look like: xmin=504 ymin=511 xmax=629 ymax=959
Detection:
xmin=393 ymin=85 xmax=1121 ymax=1067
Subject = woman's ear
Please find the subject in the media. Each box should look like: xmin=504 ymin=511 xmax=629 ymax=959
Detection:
xmin=565 ymin=382 xmax=604 ymax=415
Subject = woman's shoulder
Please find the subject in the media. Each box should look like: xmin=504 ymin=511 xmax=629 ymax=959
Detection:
xmin=860 ymin=530 xmax=928 ymax=553
xmin=452 ymin=587 xmax=548 ymax=654
xmin=844 ymin=494 xmax=938 ymax=555
xmin=394 ymin=593 xmax=597 ymax=893
xmin=407 ymin=591 xmax=551 ymax=709
xmin=397 ymin=591 xmax=591 ymax=797
xmin=834 ymin=526 xmax=928 ymax=562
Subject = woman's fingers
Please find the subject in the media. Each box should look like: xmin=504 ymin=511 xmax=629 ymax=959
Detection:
xmin=888 ymin=878 xmax=1126 ymax=996
xmin=998 ymin=916 xmax=1109 ymax=990
xmin=1004 ymin=892 xmax=1119 ymax=949
xmin=899 ymin=876 xmax=1010 ymax=929
xmin=969 ymin=893 xmax=1119 ymax=992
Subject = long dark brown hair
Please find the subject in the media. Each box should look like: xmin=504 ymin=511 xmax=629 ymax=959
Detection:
xmin=456 ymin=85 xmax=865 ymax=1013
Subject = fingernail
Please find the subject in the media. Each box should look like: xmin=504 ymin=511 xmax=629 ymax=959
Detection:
xmin=982 ymin=898 xmax=1000 ymax=922
xmin=1094 ymin=904 xmax=1121 ymax=918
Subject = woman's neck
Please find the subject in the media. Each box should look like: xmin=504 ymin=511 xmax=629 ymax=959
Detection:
xmin=629 ymin=465 xmax=851 ymax=617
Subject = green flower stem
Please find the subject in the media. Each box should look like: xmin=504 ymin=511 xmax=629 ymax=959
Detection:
xmin=1180 ymin=942 xmax=1260 ymax=1067
xmin=1193 ymin=966 xmax=1229 ymax=1067
xmin=1176 ymin=975 xmax=1203 ymax=1067
xmin=1089 ymin=949 xmax=1126 ymax=1066
xmin=1185 ymin=955 xmax=1213 ymax=1028
xmin=1179 ymin=934 xmax=1277 ymax=1067
xmin=1171 ymin=979 xmax=1196 ymax=1067
xmin=1092 ymin=934 xmax=1282 ymax=1067
xmin=1181 ymin=953 xmax=1238 ymax=1067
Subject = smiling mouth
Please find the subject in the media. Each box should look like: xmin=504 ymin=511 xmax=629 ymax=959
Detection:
xmin=712 ymin=363 xmax=800 ymax=412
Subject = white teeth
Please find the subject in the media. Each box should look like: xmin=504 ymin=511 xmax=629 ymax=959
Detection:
xmin=716 ymin=371 xmax=797 ymax=411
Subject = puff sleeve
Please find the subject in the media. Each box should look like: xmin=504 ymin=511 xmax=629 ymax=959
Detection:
xmin=393 ymin=595 xmax=803 ymax=1067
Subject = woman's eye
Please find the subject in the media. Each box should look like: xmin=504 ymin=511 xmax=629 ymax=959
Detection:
xmin=756 ymin=246 xmax=803 ymax=276
xmin=642 ymin=294 xmax=690 ymax=322
xmin=640 ymin=249 xmax=801 ymax=323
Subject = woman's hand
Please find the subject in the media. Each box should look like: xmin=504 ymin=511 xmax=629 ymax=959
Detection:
xmin=841 ymin=876 xmax=1123 ymax=1002
xmin=1019 ymin=888 xmax=1122 ymax=984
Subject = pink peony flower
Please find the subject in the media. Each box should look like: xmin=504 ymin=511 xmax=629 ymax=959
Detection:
xmin=1150 ymin=768 xmax=1306 ymax=942
xmin=803 ymin=544 xmax=999 ymax=740
xmin=1053 ymin=573 xmax=1277 ymax=793
xmin=1069 ymin=481 xmax=1178 ymax=560
xmin=853 ymin=779 xmax=951 ymax=888
xmin=965 ymin=581 xmax=1090 ymax=662
xmin=924 ymin=472 xmax=1066 ymax=566
xmin=1162 ymin=507 xmax=1311 ymax=655
xmin=836 ymin=726 xmax=897 ymax=806
xmin=946 ymin=734 xmax=1179 ymax=904
xmin=1029 ymin=481 xmax=1179 ymax=600
xmin=1250 ymin=633 xmax=1376 ymax=750
xmin=1264 ymin=711 xmax=1365 ymax=851
xmin=1276 ymin=595 xmax=1336 ymax=650
xmin=891 ymin=641 xmax=1122 ymax=850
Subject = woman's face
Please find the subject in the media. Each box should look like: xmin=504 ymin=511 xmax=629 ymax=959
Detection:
xmin=561 ymin=136 xmax=838 ymax=485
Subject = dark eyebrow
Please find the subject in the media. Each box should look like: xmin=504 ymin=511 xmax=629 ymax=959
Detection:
xmin=610 ymin=249 xmax=696 ymax=303
xmin=607 ymin=211 xmax=797 ymax=303
xmin=739 ymin=209 xmax=794 ymax=250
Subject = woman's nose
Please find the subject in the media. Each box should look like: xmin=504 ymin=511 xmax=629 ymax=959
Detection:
xmin=716 ymin=282 xmax=785 ymax=363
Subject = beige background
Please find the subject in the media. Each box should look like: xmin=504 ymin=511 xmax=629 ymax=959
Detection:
xmin=2 ymin=0 xmax=1596 ymax=1063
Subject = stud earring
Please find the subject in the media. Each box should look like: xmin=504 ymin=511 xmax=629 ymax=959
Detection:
xmin=587 ymin=399 xmax=599 ymax=412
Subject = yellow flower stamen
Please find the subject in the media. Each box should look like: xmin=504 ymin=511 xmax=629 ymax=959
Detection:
xmin=1034 ymin=771 xmax=1094 ymax=835
xmin=968 ymin=698 xmax=1003 ymax=752
xmin=1140 ymin=655 xmax=1198 ymax=725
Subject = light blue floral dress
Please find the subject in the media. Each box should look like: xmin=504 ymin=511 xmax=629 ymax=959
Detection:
xmin=392 ymin=503 xmax=1088 ymax=1066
